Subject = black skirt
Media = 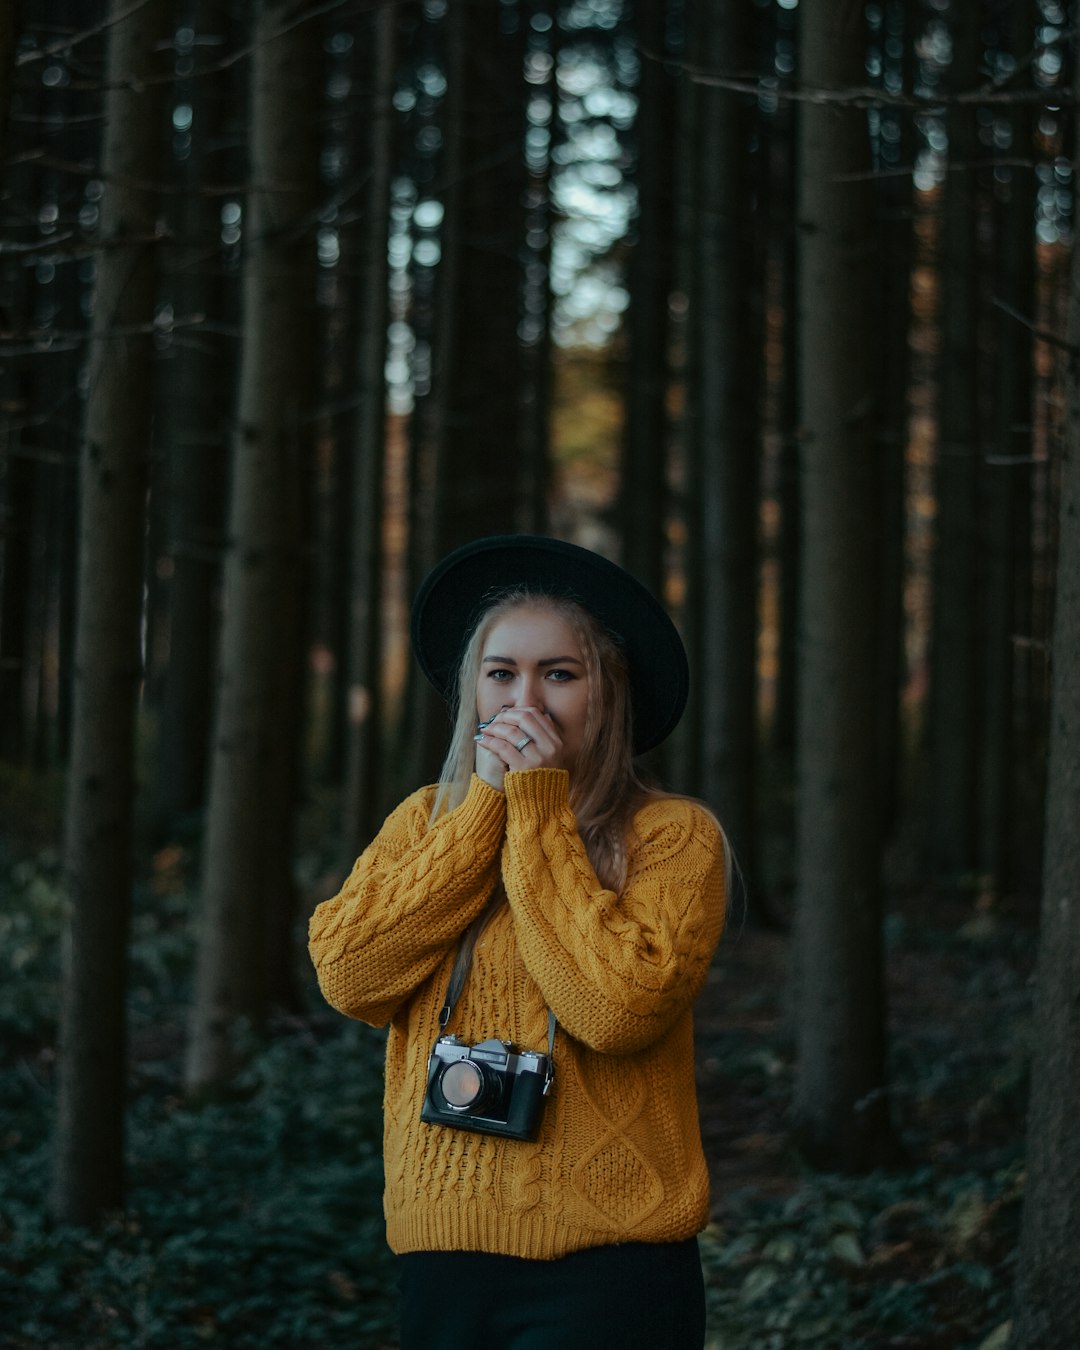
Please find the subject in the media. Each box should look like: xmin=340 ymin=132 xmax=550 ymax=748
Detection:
xmin=398 ymin=1237 xmax=706 ymax=1350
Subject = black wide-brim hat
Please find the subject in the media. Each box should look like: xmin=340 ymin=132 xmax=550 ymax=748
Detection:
xmin=410 ymin=534 xmax=689 ymax=753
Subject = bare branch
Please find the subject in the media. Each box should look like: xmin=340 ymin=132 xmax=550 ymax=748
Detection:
xmin=14 ymin=0 xmax=388 ymax=91
xmin=993 ymin=296 xmax=1075 ymax=353
xmin=832 ymin=156 xmax=1066 ymax=185
xmin=16 ymin=0 xmax=159 ymax=67
xmin=642 ymin=43 xmax=1077 ymax=113
xmin=0 ymin=312 xmax=239 ymax=358
xmin=3 ymin=148 xmax=302 ymax=200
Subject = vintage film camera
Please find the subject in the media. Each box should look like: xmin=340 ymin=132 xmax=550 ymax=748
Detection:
xmin=421 ymin=1033 xmax=552 ymax=1142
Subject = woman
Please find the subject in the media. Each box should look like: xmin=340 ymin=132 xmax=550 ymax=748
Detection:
xmin=308 ymin=535 xmax=727 ymax=1349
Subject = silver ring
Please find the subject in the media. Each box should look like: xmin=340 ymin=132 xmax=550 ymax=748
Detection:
xmin=514 ymin=735 xmax=532 ymax=752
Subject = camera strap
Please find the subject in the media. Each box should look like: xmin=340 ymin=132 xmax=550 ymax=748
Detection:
xmin=438 ymin=897 xmax=557 ymax=1097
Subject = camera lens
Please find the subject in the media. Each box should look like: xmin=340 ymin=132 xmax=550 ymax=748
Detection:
xmin=440 ymin=1059 xmax=485 ymax=1110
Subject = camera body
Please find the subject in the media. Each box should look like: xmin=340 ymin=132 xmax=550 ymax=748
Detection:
xmin=421 ymin=1033 xmax=550 ymax=1141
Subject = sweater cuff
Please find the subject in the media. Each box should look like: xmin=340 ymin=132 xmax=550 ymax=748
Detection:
xmin=503 ymin=767 xmax=571 ymax=823
xmin=447 ymin=774 xmax=508 ymax=841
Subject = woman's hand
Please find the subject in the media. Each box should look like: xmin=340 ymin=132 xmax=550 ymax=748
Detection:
xmin=474 ymin=706 xmax=566 ymax=791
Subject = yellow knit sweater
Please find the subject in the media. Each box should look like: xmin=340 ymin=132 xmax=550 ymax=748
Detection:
xmin=308 ymin=767 xmax=726 ymax=1261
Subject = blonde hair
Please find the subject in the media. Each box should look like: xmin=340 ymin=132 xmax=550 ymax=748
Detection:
xmin=428 ymin=590 xmax=660 ymax=891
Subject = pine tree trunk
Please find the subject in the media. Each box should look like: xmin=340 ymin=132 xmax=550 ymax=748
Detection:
xmin=928 ymin=10 xmax=981 ymax=878
xmin=791 ymin=2 xmax=891 ymax=1170
xmin=874 ymin=0 xmax=917 ymax=841
xmin=50 ymin=0 xmax=168 ymax=1224
xmin=519 ymin=12 xmax=556 ymax=537
xmin=341 ymin=1 xmax=396 ymax=856
xmin=0 ymin=2 xmax=18 ymax=152
xmin=153 ymin=0 xmax=234 ymax=831
xmin=619 ymin=0 xmax=673 ymax=598
xmin=980 ymin=5 xmax=1036 ymax=895
xmin=437 ymin=0 xmax=527 ymax=552
xmin=400 ymin=0 xmax=529 ymax=792
xmin=0 ymin=453 xmax=32 ymax=760
xmin=0 ymin=142 xmax=30 ymax=761
xmin=185 ymin=0 xmax=320 ymax=1090
xmin=398 ymin=1 xmax=467 ymax=799
xmin=689 ymin=0 xmax=758 ymax=885
xmin=766 ymin=1 xmax=799 ymax=768
xmin=1008 ymin=135 xmax=1080 ymax=1347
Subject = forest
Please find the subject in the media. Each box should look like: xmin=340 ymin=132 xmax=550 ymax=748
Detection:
xmin=1 ymin=0 xmax=1078 ymax=1346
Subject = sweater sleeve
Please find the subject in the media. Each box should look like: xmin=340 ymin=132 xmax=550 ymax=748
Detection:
xmin=308 ymin=775 xmax=507 ymax=1026
xmin=501 ymin=768 xmax=726 ymax=1055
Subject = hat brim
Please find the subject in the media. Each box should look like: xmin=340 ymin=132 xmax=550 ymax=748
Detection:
xmin=410 ymin=535 xmax=689 ymax=754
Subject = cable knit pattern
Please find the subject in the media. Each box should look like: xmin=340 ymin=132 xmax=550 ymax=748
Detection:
xmin=308 ymin=768 xmax=727 ymax=1260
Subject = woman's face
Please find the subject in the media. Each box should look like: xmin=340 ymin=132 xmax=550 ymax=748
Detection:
xmin=476 ymin=603 xmax=590 ymax=772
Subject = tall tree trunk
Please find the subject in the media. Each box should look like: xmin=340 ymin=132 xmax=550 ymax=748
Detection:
xmin=519 ymin=4 xmax=556 ymax=536
xmin=0 ymin=138 xmax=31 ymax=762
xmin=980 ymin=4 xmax=1036 ymax=896
xmin=765 ymin=0 xmax=800 ymax=777
xmin=0 ymin=2 xmax=18 ymax=153
xmin=185 ymin=0 xmax=320 ymax=1091
xmin=688 ymin=0 xmax=758 ymax=888
xmin=0 ymin=452 xmax=32 ymax=761
xmin=50 ymin=0 xmax=168 ymax=1224
xmin=400 ymin=0 xmax=530 ymax=792
xmin=436 ymin=0 xmax=527 ymax=554
xmin=153 ymin=0 xmax=234 ymax=832
xmin=927 ymin=9 xmax=981 ymax=878
xmin=874 ymin=0 xmax=916 ymax=842
xmin=1008 ymin=110 xmax=1080 ymax=1345
xmin=619 ymin=0 xmax=674 ymax=598
xmin=341 ymin=1 xmax=396 ymax=857
xmin=791 ymin=1 xmax=891 ymax=1170
xmin=398 ymin=1 xmax=468 ymax=799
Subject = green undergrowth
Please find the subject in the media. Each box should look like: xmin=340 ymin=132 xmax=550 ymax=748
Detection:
xmin=0 ymin=840 xmax=1033 ymax=1349
xmin=1 ymin=1012 xmax=396 ymax=1347
xmin=699 ymin=1162 xmax=1021 ymax=1349
xmin=0 ymin=845 xmax=398 ymax=1349
xmin=693 ymin=894 xmax=1032 ymax=1350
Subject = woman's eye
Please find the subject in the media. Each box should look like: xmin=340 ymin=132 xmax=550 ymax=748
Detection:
xmin=547 ymin=668 xmax=574 ymax=682
xmin=488 ymin=669 xmax=513 ymax=681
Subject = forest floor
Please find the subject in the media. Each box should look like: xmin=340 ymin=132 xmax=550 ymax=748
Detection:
xmin=692 ymin=887 xmax=1031 ymax=1349
xmin=0 ymin=783 xmax=1035 ymax=1349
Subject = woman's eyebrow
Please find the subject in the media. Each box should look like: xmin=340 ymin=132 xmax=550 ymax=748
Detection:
xmin=481 ymin=654 xmax=584 ymax=666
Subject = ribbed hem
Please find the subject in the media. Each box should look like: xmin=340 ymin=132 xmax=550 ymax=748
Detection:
xmin=386 ymin=1201 xmax=705 ymax=1262
xmin=504 ymin=767 xmax=570 ymax=822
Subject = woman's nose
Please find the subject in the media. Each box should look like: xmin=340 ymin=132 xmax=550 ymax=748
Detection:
xmin=514 ymin=675 xmax=541 ymax=708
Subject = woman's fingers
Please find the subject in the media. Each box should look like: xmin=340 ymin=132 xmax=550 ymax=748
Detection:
xmin=475 ymin=708 xmax=563 ymax=768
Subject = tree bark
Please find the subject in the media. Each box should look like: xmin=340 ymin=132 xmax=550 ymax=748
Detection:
xmin=400 ymin=0 xmax=531 ymax=791
xmin=619 ymin=0 xmax=674 ymax=599
xmin=519 ymin=5 xmax=556 ymax=537
xmin=341 ymin=1 xmax=396 ymax=856
xmin=0 ymin=2 xmax=19 ymax=154
xmin=688 ymin=0 xmax=758 ymax=888
xmin=185 ymin=0 xmax=320 ymax=1091
xmin=0 ymin=453 xmax=32 ymax=761
xmin=927 ymin=9 xmax=981 ymax=879
xmin=51 ymin=0 xmax=168 ymax=1224
xmin=435 ymin=0 xmax=527 ymax=554
xmin=791 ymin=1 xmax=891 ymax=1170
xmin=1009 ymin=153 xmax=1080 ymax=1350
xmin=153 ymin=0 xmax=234 ymax=832
xmin=873 ymin=0 xmax=916 ymax=842
xmin=980 ymin=3 xmax=1036 ymax=896
xmin=398 ymin=0 xmax=468 ymax=799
